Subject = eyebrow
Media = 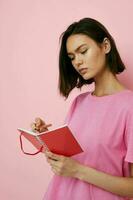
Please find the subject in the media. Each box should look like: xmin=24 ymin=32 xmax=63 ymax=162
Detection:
xmin=67 ymin=44 xmax=87 ymax=55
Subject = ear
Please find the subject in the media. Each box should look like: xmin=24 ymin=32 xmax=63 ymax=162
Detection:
xmin=102 ymin=37 xmax=111 ymax=54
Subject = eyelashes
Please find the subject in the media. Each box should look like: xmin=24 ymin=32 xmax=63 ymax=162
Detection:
xmin=69 ymin=49 xmax=88 ymax=61
xmin=81 ymin=49 xmax=88 ymax=54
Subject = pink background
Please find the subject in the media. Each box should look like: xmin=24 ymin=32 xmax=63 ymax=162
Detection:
xmin=0 ymin=0 xmax=133 ymax=199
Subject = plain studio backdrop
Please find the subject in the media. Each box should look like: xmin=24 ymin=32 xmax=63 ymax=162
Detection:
xmin=0 ymin=0 xmax=133 ymax=199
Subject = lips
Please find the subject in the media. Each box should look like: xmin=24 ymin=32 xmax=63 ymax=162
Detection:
xmin=79 ymin=68 xmax=88 ymax=75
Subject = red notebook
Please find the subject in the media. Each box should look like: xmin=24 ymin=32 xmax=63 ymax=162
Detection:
xmin=17 ymin=124 xmax=83 ymax=157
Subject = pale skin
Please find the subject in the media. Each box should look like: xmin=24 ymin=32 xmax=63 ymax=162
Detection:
xmin=31 ymin=34 xmax=133 ymax=197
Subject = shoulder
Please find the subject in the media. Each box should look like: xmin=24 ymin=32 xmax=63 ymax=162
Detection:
xmin=116 ymin=90 xmax=133 ymax=116
xmin=122 ymin=90 xmax=133 ymax=109
xmin=74 ymin=91 xmax=91 ymax=103
xmin=124 ymin=89 xmax=133 ymax=98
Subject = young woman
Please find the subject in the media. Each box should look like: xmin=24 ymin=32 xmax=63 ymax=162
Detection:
xmin=31 ymin=18 xmax=133 ymax=199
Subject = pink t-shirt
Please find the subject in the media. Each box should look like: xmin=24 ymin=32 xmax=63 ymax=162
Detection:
xmin=43 ymin=89 xmax=133 ymax=200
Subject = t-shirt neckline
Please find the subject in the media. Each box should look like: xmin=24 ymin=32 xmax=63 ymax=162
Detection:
xmin=89 ymin=89 xmax=130 ymax=100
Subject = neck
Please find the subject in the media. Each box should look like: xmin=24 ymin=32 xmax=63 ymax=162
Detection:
xmin=92 ymin=69 xmax=126 ymax=97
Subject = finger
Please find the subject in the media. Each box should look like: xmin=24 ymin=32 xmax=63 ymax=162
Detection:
xmin=45 ymin=152 xmax=59 ymax=161
xmin=35 ymin=121 xmax=43 ymax=129
xmin=35 ymin=117 xmax=43 ymax=126
xmin=31 ymin=122 xmax=36 ymax=129
xmin=35 ymin=119 xmax=51 ymax=131
xmin=47 ymin=158 xmax=59 ymax=166
xmin=45 ymin=124 xmax=52 ymax=128
xmin=51 ymin=167 xmax=59 ymax=175
xmin=46 ymin=151 xmax=62 ymax=161
xmin=31 ymin=123 xmax=38 ymax=132
xmin=45 ymin=155 xmax=57 ymax=166
xmin=44 ymin=149 xmax=50 ymax=155
xmin=39 ymin=124 xmax=52 ymax=132
xmin=35 ymin=117 xmax=48 ymax=126
xmin=39 ymin=126 xmax=48 ymax=132
xmin=39 ymin=126 xmax=50 ymax=132
xmin=34 ymin=125 xmax=40 ymax=131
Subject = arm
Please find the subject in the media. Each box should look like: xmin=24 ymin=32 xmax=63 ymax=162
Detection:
xmin=45 ymin=151 xmax=133 ymax=198
xmin=75 ymin=163 xmax=133 ymax=198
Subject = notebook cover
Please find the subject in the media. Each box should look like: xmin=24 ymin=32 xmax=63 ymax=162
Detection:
xmin=18 ymin=130 xmax=45 ymax=152
xmin=39 ymin=126 xmax=83 ymax=156
xmin=18 ymin=125 xmax=83 ymax=156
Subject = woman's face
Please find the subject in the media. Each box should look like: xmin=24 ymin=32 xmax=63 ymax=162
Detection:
xmin=66 ymin=34 xmax=111 ymax=80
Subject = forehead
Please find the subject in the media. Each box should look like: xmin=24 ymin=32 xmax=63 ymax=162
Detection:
xmin=66 ymin=34 xmax=95 ymax=52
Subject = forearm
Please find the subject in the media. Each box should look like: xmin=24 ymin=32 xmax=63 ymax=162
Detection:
xmin=74 ymin=163 xmax=133 ymax=198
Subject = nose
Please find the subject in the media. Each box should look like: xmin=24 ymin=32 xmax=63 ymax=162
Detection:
xmin=74 ymin=55 xmax=83 ymax=68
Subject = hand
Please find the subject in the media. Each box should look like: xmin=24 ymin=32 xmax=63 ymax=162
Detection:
xmin=44 ymin=150 xmax=81 ymax=178
xmin=31 ymin=117 xmax=52 ymax=133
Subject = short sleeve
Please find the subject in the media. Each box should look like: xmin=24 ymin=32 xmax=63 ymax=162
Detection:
xmin=63 ymin=95 xmax=78 ymax=125
xmin=124 ymin=108 xmax=133 ymax=163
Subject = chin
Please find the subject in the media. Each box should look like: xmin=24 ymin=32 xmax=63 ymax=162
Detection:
xmin=82 ymin=73 xmax=93 ymax=80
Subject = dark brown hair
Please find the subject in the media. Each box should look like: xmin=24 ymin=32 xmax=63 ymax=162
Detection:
xmin=58 ymin=18 xmax=126 ymax=99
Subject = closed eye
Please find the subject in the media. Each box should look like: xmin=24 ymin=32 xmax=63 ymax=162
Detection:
xmin=81 ymin=49 xmax=87 ymax=54
xmin=69 ymin=49 xmax=88 ymax=61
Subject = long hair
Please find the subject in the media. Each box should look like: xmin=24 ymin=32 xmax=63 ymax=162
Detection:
xmin=58 ymin=18 xmax=126 ymax=98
